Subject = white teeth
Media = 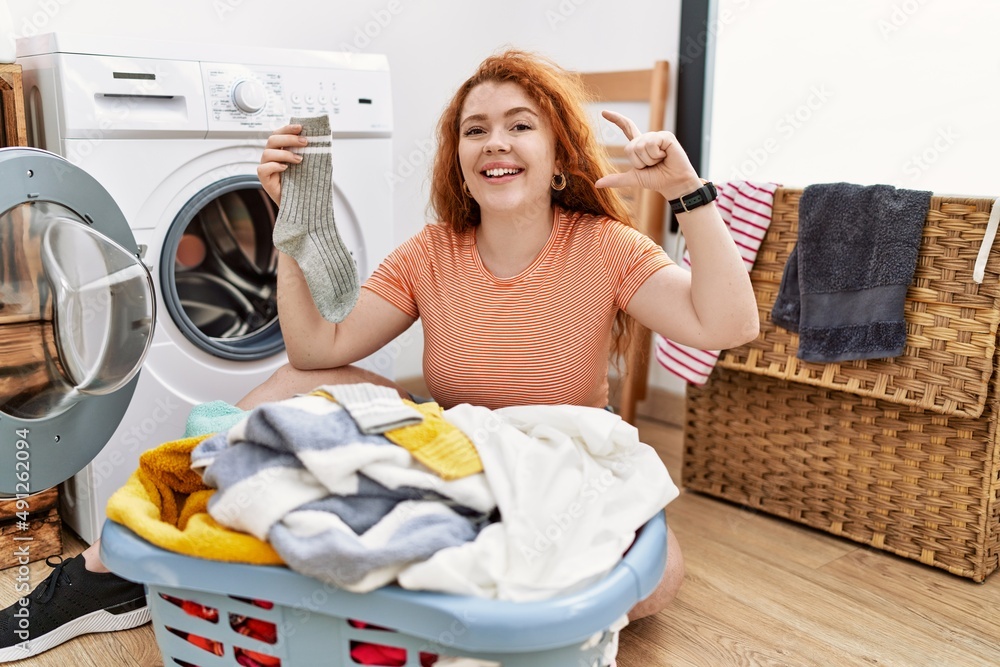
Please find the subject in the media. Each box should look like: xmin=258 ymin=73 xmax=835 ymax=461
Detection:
xmin=485 ymin=167 xmax=521 ymax=177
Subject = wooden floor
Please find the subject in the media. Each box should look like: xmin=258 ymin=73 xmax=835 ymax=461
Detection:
xmin=2 ymin=416 xmax=998 ymax=666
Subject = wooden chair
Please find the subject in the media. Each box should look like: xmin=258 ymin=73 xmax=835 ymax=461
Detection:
xmin=577 ymin=61 xmax=670 ymax=424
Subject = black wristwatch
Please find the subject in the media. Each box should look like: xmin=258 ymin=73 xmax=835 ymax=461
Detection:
xmin=668 ymin=181 xmax=718 ymax=215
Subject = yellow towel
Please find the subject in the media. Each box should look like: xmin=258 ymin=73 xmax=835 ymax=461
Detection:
xmin=309 ymin=389 xmax=483 ymax=480
xmin=384 ymin=401 xmax=483 ymax=480
xmin=105 ymin=435 xmax=283 ymax=564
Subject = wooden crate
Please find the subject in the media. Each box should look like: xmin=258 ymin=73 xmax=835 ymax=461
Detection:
xmin=0 ymin=487 xmax=64 ymax=570
xmin=0 ymin=62 xmax=27 ymax=147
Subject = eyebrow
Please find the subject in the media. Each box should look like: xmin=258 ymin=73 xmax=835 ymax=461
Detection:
xmin=460 ymin=106 xmax=539 ymax=126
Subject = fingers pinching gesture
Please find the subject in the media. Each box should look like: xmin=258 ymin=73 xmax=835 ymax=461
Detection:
xmin=257 ymin=123 xmax=308 ymax=206
xmin=594 ymin=110 xmax=703 ymax=201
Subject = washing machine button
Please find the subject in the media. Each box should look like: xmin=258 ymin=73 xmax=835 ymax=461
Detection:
xmin=232 ymin=79 xmax=267 ymax=114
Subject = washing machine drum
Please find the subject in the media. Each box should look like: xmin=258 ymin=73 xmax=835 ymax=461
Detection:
xmin=0 ymin=148 xmax=154 ymax=494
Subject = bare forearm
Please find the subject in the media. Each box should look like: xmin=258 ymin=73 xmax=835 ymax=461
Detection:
xmin=593 ymin=115 xmax=760 ymax=350
xmin=676 ymin=203 xmax=760 ymax=347
xmin=276 ymin=252 xmax=341 ymax=368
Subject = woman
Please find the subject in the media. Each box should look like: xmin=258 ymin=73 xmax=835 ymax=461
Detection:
xmin=0 ymin=50 xmax=757 ymax=663
xmin=250 ymin=49 xmax=759 ymax=618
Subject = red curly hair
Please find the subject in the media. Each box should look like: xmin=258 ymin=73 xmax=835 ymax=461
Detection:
xmin=429 ymin=49 xmax=643 ymax=365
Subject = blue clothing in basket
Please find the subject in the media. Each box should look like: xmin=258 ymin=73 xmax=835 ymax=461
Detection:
xmin=191 ymin=391 xmax=494 ymax=593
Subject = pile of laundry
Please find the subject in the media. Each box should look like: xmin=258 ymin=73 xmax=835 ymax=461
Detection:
xmin=108 ymin=383 xmax=678 ymax=602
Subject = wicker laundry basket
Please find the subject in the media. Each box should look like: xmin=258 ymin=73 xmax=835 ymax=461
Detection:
xmin=684 ymin=188 xmax=1000 ymax=581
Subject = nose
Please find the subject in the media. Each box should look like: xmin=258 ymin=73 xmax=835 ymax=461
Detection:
xmin=484 ymin=130 xmax=509 ymax=154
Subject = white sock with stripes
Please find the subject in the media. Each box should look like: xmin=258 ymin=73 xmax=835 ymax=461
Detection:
xmin=324 ymin=383 xmax=424 ymax=434
xmin=273 ymin=115 xmax=359 ymax=322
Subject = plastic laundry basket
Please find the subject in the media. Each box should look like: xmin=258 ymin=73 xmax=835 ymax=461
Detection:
xmin=100 ymin=511 xmax=667 ymax=667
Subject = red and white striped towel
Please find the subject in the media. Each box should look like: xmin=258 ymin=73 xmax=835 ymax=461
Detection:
xmin=654 ymin=181 xmax=779 ymax=385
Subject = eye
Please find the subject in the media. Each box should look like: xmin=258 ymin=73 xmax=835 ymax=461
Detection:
xmin=462 ymin=126 xmax=485 ymax=137
xmin=511 ymin=122 xmax=533 ymax=132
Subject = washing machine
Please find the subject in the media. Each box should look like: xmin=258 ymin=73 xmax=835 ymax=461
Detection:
xmin=13 ymin=33 xmax=395 ymax=543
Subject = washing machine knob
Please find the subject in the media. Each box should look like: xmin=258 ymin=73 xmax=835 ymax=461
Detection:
xmin=231 ymin=79 xmax=267 ymax=114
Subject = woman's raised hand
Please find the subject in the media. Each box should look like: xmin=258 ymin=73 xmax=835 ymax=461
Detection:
xmin=257 ymin=124 xmax=307 ymax=205
xmin=594 ymin=110 xmax=703 ymax=201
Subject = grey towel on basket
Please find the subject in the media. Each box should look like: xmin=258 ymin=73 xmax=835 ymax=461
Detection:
xmin=771 ymin=182 xmax=931 ymax=362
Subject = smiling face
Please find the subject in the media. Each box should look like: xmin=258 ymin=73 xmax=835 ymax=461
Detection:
xmin=457 ymin=81 xmax=560 ymax=221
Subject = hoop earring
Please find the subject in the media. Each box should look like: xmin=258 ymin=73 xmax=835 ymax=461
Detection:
xmin=462 ymin=181 xmax=472 ymax=197
xmin=551 ymin=173 xmax=567 ymax=191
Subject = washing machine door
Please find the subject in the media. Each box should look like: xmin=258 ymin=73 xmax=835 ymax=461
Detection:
xmin=161 ymin=176 xmax=283 ymax=360
xmin=0 ymin=148 xmax=154 ymax=494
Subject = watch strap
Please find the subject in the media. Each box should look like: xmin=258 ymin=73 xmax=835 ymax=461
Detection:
xmin=669 ymin=181 xmax=718 ymax=215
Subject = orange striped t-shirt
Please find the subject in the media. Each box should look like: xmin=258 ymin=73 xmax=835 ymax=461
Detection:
xmin=362 ymin=206 xmax=673 ymax=409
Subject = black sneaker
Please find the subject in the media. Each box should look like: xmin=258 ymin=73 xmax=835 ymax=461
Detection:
xmin=0 ymin=554 xmax=150 ymax=662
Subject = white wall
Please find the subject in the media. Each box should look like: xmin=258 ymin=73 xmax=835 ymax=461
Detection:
xmin=707 ymin=0 xmax=1000 ymax=196
xmin=6 ymin=0 xmax=683 ymax=382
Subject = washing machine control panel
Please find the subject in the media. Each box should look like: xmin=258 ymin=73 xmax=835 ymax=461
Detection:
xmin=203 ymin=63 xmax=392 ymax=139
